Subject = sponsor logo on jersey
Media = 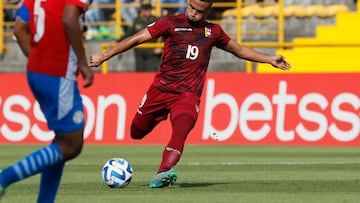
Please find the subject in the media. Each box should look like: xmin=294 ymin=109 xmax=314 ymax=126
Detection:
xmin=174 ymin=28 xmax=193 ymax=32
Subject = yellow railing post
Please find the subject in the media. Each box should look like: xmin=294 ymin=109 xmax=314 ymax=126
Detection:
xmin=236 ymin=0 xmax=242 ymax=44
xmin=278 ymin=0 xmax=284 ymax=44
xmin=100 ymin=0 xmax=121 ymax=74
xmin=277 ymin=0 xmax=285 ymax=74
xmin=237 ymin=0 xmax=253 ymax=73
xmin=245 ymin=61 xmax=252 ymax=73
xmin=115 ymin=0 xmax=122 ymax=39
xmin=155 ymin=0 xmax=161 ymax=17
xmin=101 ymin=44 xmax=108 ymax=74
xmin=0 ymin=2 xmax=4 ymax=54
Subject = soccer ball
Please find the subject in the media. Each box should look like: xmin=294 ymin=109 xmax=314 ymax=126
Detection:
xmin=102 ymin=158 xmax=133 ymax=188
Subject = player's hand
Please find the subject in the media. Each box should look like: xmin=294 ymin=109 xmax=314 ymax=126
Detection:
xmin=89 ymin=53 xmax=105 ymax=67
xmin=79 ymin=63 xmax=94 ymax=88
xmin=270 ymin=55 xmax=291 ymax=71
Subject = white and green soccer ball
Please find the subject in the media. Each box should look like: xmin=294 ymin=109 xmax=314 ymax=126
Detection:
xmin=102 ymin=158 xmax=133 ymax=188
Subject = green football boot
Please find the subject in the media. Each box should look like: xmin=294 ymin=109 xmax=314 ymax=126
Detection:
xmin=149 ymin=167 xmax=177 ymax=188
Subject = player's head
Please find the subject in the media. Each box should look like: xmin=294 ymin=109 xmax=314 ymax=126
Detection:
xmin=185 ymin=0 xmax=213 ymax=22
xmin=140 ymin=2 xmax=153 ymax=18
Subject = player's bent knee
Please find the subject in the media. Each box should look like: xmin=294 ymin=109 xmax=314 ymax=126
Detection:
xmin=63 ymin=145 xmax=83 ymax=160
xmin=130 ymin=123 xmax=149 ymax=140
xmin=55 ymin=130 xmax=84 ymax=161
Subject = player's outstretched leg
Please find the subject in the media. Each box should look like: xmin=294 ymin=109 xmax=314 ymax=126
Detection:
xmin=0 ymin=143 xmax=63 ymax=201
xmin=149 ymin=113 xmax=195 ymax=188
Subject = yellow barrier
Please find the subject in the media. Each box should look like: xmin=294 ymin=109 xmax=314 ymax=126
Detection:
xmin=0 ymin=2 xmax=5 ymax=55
xmin=1 ymin=0 xmax=358 ymax=73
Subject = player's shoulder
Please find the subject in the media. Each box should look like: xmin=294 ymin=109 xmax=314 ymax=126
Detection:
xmin=204 ymin=21 xmax=224 ymax=31
xmin=204 ymin=20 xmax=219 ymax=28
xmin=152 ymin=14 xmax=183 ymax=27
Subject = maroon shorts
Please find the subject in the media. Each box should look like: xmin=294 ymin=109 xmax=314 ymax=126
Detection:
xmin=132 ymin=85 xmax=200 ymax=131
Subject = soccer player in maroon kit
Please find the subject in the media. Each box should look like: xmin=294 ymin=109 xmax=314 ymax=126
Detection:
xmin=90 ymin=0 xmax=291 ymax=188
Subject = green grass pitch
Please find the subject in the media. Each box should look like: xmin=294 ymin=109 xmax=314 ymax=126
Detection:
xmin=0 ymin=145 xmax=359 ymax=203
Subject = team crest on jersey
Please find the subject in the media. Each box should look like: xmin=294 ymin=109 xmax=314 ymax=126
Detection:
xmin=204 ymin=27 xmax=211 ymax=38
xmin=73 ymin=111 xmax=84 ymax=124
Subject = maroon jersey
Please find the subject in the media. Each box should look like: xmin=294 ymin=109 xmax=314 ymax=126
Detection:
xmin=147 ymin=14 xmax=231 ymax=96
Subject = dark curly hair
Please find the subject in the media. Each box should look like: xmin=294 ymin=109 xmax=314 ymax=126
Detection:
xmin=200 ymin=0 xmax=213 ymax=6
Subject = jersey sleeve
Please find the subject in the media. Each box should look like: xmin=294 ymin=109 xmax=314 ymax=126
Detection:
xmin=146 ymin=17 xmax=169 ymax=39
xmin=16 ymin=3 xmax=29 ymax=23
xmin=214 ymin=25 xmax=231 ymax=48
xmin=65 ymin=0 xmax=88 ymax=10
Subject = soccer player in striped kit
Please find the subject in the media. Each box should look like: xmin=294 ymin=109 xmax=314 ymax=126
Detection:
xmin=89 ymin=0 xmax=290 ymax=188
xmin=0 ymin=0 xmax=94 ymax=201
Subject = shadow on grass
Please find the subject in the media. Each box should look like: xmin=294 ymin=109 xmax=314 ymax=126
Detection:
xmin=139 ymin=183 xmax=221 ymax=187
xmin=174 ymin=180 xmax=360 ymax=193
xmin=178 ymin=182 xmax=226 ymax=188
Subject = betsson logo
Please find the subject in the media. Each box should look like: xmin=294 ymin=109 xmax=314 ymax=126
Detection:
xmin=203 ymin=79 xmax=360 ymax=142
xmin=0 ymin=94 xmax=127 ymax=142
xmin=0 ymin=80 xmax=359 ymax=143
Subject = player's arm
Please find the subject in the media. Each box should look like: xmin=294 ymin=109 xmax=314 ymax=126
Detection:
xmin=63 ymin=4 xmax=94 ymax=88
xmin=89 ymin=28 xmax=153 ymax=67
xmin=223 ymin=39 xmax=291 ymax=70
xmin=13 ymin=4 xmax=30 ymax=57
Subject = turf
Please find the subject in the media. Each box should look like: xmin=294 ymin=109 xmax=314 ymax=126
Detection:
xmin=0 ymin=145 xmax=359 ymax=203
